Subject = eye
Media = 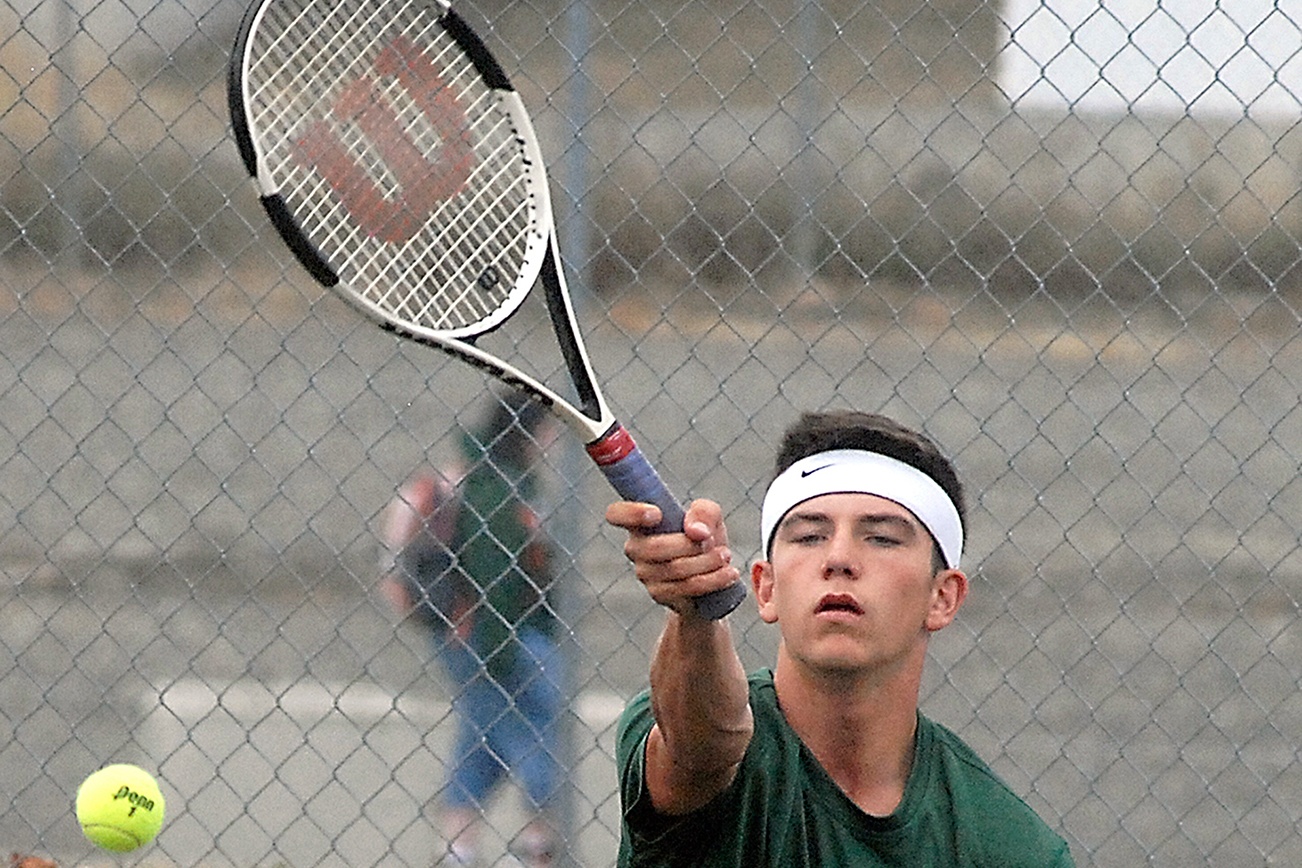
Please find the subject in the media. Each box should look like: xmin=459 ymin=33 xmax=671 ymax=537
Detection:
xmin=783 ymin=527 xmax=822 ymax=544
xmin=779 ymin=521 xmax=829 ymax=545
xmin=861 ymin=519 xmax=915 ymax=548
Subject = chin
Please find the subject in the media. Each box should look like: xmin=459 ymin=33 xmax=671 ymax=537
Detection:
xmin=793 ymin=642 xmax=874 ymax=675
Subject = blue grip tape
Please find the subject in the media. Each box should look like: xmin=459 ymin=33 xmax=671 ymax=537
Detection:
xmin=599 ymin=445 xmax=747 ymax=620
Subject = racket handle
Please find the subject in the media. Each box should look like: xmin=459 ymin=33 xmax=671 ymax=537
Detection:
xmin=588 ymin=425 xmax=748 ymax=621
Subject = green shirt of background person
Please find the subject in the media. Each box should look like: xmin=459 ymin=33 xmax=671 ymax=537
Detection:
xmin=454 ymin=397 xmax=560 ymax=680
xmin=380 ymin=391 xmax=565 ymax=867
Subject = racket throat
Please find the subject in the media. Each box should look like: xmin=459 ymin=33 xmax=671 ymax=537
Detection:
xmin=540 ymin=247 xmax=607 ymax=423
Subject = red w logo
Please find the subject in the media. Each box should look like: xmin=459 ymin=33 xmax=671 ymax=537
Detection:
xmin=294 ymin=36 xmax=476 ymax=244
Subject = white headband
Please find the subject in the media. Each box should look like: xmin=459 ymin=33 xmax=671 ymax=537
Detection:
xmin=760 ymin=449 xmax=963 ymax=568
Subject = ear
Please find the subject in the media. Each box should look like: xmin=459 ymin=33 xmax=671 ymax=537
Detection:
xmin=924 ymin=568 xmax=967 ymax=632
xmin=752 ymin=560 xmax=779 ymax=624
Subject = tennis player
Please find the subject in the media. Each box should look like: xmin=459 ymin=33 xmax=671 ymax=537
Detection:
xmin=605 ymin=410 xmax=1075 ymax=866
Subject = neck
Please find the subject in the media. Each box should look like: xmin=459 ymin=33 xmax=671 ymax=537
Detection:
xmin=772 ymin=648 xmax=924 ymax=816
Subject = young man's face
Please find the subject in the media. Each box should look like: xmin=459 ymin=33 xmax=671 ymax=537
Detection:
xmin=753 ymin=492 xmax=966 ymax=677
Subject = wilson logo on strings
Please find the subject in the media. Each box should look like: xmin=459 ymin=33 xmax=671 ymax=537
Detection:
xmin=293 ymin=36 xmax=475 ymax=243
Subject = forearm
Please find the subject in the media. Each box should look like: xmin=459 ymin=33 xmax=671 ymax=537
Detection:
xmin=603 ymin=497 xmax=751 ymax=811
xmin=646 ymin=611 xmax=753 ymax=814
xmin=377 ymin=569 xmax=414 ymax=615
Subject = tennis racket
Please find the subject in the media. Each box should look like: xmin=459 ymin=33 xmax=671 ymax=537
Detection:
xmin=228 ymin=0 xmax=746 ymax=619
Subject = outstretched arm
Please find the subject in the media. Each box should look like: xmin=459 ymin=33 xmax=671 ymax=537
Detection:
xmin=606 ymin=499 xmax=754 ymax=815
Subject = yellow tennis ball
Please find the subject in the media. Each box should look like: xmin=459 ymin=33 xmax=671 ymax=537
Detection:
xmin=75 ymin=764 xmax=165 ymax=852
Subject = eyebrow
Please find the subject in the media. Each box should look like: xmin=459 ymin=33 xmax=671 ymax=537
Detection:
xmin=779 ymin=510 xmax=920 ymax=536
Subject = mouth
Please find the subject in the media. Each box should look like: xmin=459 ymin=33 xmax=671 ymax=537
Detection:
xmin=815 ymin=593 xmax=864 ymax=617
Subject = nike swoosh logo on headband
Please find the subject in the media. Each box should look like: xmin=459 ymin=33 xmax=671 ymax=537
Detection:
xmin=800 ymin=464 xmax=834 ymax=477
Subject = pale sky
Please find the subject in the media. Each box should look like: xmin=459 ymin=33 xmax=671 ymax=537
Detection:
xmin=1000 ymin=0 xmax=1302 ymax=116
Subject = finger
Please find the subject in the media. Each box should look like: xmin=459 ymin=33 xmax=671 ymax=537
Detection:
xmin=622 ymin=529 xmax=700 ymax=568
xmin=682 ymin=499 xmax=728 ymax=547
xmin=605 ymin=501 xmax=663 ymax=531
xmin=643 ymin=562 xmax=743 ymax=612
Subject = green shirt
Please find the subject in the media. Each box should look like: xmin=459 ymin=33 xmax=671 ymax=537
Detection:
xmin=616 ymin=670 xmax=1075 ymax=867
xmin=455 ymin=439 xmax=555 ymax=676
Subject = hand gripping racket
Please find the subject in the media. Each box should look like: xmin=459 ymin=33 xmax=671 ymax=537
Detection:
xmin=228 ymin=0 xmax=747 ymax=619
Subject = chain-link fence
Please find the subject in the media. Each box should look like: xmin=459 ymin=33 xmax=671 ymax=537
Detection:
xmin=4 ymin=0 xmax=1302 ymax=864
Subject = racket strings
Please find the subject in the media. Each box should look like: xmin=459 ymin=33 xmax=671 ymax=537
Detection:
xmin=243 ymin=0 xmax=543 ymax=334
xmin=369 ymin=83 xmax=529 ymax=328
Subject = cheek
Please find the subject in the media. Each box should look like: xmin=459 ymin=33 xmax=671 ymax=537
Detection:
xmin=758 ymin=559 xmax=825 ymax=623
xmin=769 ymin=545 xmax=818 ymax=576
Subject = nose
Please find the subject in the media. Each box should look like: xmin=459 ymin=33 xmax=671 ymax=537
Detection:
xmin=822 ymin=530 xmax=859 ymax=579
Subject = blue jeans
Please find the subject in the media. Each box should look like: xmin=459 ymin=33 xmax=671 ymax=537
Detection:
xmin=435 ymin=627 xmax=565 ymax=811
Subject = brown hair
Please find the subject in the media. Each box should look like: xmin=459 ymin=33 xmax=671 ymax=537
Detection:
xmin=774 ymin=409 xmax=967 ymax=534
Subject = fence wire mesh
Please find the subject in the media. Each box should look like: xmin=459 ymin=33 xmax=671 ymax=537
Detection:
xmin=3 ymin=0 xmax=1302 ymax=865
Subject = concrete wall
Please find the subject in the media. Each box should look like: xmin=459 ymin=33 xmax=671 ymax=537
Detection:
xmin=3 ymin=0 xmax=1297 ymax=300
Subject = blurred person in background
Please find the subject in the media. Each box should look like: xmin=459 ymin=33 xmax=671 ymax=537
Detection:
xmin=380 ymin=391 xmax=564 ymax=867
